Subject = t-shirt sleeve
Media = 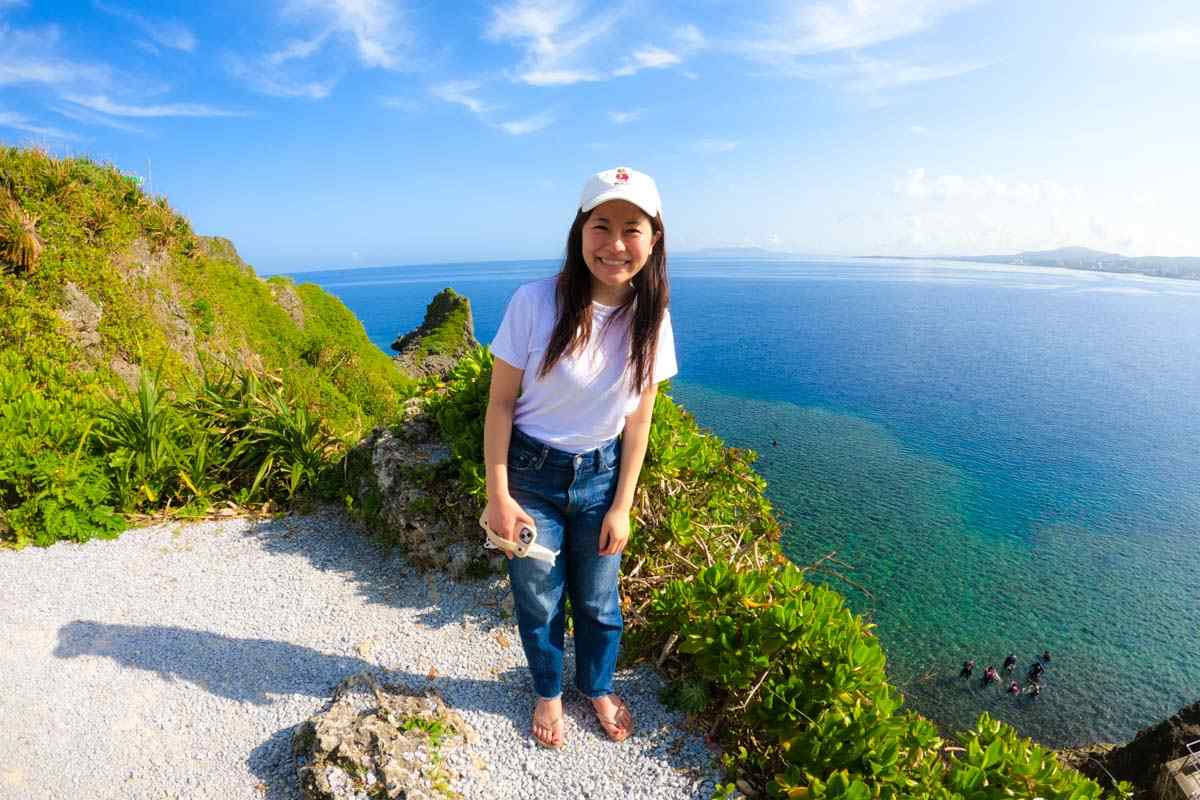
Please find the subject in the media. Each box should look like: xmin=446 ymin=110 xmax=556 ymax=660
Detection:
xmin=652 ymin=309 xmax=679 ymax=383
xmin=490 ymin=286 xmax=532 ymax=370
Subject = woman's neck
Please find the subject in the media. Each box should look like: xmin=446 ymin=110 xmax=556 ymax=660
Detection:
xmin=591 ymin=280 xmax=634 ymax=306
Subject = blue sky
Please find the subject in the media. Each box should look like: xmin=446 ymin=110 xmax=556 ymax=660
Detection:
xmin=3 ymin=0 xmax=1199 ymax=273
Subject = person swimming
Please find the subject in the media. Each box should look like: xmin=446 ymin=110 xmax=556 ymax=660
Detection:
xmin=1029 ymin=683 xmax=1042 ymax=697
xmin=982 ymin=665 xmax=999 ymax=686
xmin=1007 ymin=681 xmax=1021 ymax=695
xmin=1003 ymin=654 xmax=1017 ymax=672
xmin=1041 ymin=650 xmax=1051 ymax=662
xmin=1028 ymin=661 xmax=1045 ymax=681
xmin=960 ymin=659 xmax=976 ymax=678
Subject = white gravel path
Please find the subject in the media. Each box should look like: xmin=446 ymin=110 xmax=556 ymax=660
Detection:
xmin=0 ymin=508 xmax=722 ymax=800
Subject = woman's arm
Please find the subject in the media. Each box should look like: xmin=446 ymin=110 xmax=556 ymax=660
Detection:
xmin=598 ymin=382 xmax=659 ymax=555
xmin=484 ymin=357 xmax=534 ymax=553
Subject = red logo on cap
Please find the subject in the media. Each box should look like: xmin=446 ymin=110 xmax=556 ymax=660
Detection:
xmin=614 ymin=168 xmax=630 ymax=183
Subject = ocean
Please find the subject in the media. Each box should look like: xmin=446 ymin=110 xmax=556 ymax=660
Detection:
xmin=285 ymin=256 xmax=1200 ymax=748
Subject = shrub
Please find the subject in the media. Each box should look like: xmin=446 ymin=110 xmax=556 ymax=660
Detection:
xmin=0 ymin=197 xmax=42 ymax=273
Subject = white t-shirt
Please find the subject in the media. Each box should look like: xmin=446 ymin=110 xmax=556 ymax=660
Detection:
xmin=490 ymin=276 xmax=678 ymax=453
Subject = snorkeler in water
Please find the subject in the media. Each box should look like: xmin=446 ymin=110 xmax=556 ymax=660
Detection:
xmin=1003 ymin=654 xmax=1017 ymax=672
xmin=960 ymin=659 xmax=976 ymax=678
xmin=1007 ymin=681 xmax=1021 ymax=695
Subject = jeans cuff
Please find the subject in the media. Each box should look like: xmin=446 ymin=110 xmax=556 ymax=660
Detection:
xmin=536 ymin=692 xmax=562 ymax=701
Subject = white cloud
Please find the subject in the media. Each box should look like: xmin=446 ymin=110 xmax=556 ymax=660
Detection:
xmin=910 ymin=124 xmax=929 ymax=135
xmin=93 ymin=1 xmax=196 ymax=52
xmin=51 ymin=103 xmax=143 ymax=133
xmin=730 ymin=1 xmax=984 ymax=92
xmin=614 ymin=46 xmax=682 ymax=76
xmin=488 ymin=1 xmax=695 ymax=84
xmin=674 ymin=24 xmax=705 ymax=50
xmin=233 ymin=0 xmax=412 ymax=99
xmin=845 ymin=53 xmax=986 ymax=91
xmin=0 ymin=24 xmax=111 ymax=87
xmin=496 ymin=111 xmax=554 ymax=135
xmin=380 ymin=96 xmax=421 ymax=112
xmin=282 ymin=0 xmax=411 ymax=69
xmin=0 ymin=109 xmax=77 ymax=140
xmin=747 ymin=0 xmax=976 ymax=58
xmin=430 ymin=81 xmax=488 ymax=114
xmin=695 ymin=139 xmax=737 ymax=154
xmin=63 ymin=94 xmax=245 ymax=118
xmin=609 ymin=110 xmax=640 ymax=124
xmin=872 ymin=166 xmax=1194 ymax=256
xmin=267 ymin=33 xmax=332 ymax=66
xmin=226 ymin=54 xmax=337 ymax=99
xmin=1104 ymin=29 xmax=1200 ymax=60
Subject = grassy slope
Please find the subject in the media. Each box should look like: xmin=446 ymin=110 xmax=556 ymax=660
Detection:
xmin=0 ymin=146 xmax=412 ymax=439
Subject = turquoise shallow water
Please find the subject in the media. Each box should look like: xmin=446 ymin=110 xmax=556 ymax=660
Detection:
xmin=290 ymin=257 xmax=1200 ymax=747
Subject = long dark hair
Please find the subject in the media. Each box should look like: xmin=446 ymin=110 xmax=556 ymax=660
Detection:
xmin=537 ymin=207 xmax=669 ymax=394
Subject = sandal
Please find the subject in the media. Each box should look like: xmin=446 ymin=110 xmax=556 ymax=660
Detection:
xmin=592 ymin=695 xmax=634 ymax=742
xmin=532 ymin=702 xmax=565 ymax=749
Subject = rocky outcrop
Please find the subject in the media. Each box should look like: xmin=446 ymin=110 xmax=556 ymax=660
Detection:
xmin=391 ymin=288 xmax=478 ymax=379
xmin=293 ymin=671 xmax=474 ymax=800
xmin=198 ymin=235 xmax=251 ymax=272
xmin=347 ymin=398 xmax=488 ymax=578
xmin=57 ymin=282 xmax=102 ymax=351
xmin=270 ymin=279 xmax=306 ymax=327
xmin=1062 ymin=699 xmax=1200 ymax=796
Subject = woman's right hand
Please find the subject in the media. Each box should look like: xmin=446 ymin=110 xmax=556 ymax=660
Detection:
xmin=487 ymin=494 xmax=535 ymax=559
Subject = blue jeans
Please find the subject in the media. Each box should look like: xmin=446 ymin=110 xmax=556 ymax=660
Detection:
xmin=505 ymin=425 xmax=624 ymax=700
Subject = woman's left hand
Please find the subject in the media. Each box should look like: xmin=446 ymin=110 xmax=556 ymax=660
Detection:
xmin=598 ymin=507 xmax=631 ymax=556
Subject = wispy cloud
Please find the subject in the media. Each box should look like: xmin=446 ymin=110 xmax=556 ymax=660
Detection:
xmin=93 ymin=1 xmax=196 ymax=52
xmin=910 ymin=124 xmax=929 ymax=135
xmin=0 ymin=109 xmax=77 ymax=140
xmin=233 ymin=0 xmax=412 ymax=100
xmin=267 ymin=32 xmax=332 ymax=66
xmin=695 ymin=139 xmax=737 ymax=154
xmin=496 ymin=111 xmax=554 ymax=135
xmin=674 ymin=24 xmax=706 ymax=50
xmin=430 ymin=80 xmax=488 ymax=114
xmin=609 ymin=110 xmax=640 ymax=124
xmin=0 ymin=24 xmax=111 ymax=87
xmin=227 ymin=55 xmax=337 ymax=99
xmin=731 ymin=0 xmax=982 ymax=92
xmin=63 ymin=94 xmax=245 ymax=118
xmin=487 ymin=0 xmax=695 ymax=84
xmin=281 ymin=0 xmax=412 ymax=69
xmin=844 ymin=53 xmax=986 ymax=91
xmin=744 ymin=0 xmax=976 ymax=59
xmin=51 ymin=103 xmax=143 ymax=133
xmin=1103 ymin=29 xmax=1200 ymax=60
xmin=613 ymin=46 xmax=682 ymax=77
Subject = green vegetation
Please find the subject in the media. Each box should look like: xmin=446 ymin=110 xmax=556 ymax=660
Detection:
xmin=0 ymin=146 xmax=414 ymax=547
xmin=420 ymin=345 xmax=1133 ymax=800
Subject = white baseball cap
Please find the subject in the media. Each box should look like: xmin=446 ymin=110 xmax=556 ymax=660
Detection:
xmin=579 ymin=166 xmax=662 ymax=219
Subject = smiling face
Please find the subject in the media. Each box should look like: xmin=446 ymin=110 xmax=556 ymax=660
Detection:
xmin=580 ymin=199 xmax=661 ymax=305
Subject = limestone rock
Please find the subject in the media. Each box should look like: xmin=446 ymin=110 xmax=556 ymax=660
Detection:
xmin=294 ymin=672 xmax=474 ymax=800
xmin=270 ymin=280 xmax=306 ymax=327
xmin=57 ymin=282 xmax=102 ymax=351
xmin=391 ymin=289 xmax=478 ymax=380
xmin=348 ymin=398 xmax=484 ymax=570
xmin=111 ymin=236 xmax=169 ymax=282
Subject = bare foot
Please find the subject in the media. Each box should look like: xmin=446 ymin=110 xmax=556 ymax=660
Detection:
xmin=532 ymin=697 xmax=564 ymax=748
xmin=591 ymin=694 xmax=633 ymax=742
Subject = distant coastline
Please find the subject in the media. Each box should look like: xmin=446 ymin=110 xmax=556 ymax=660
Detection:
xmin=868 ymin=246 xmax=1200 ymax=282
xmin=681 ymin=245 xmax=1200 ymax=282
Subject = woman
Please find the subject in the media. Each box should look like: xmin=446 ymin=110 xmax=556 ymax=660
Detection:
xmin=483 ymin=166 xmax=677 ymax=748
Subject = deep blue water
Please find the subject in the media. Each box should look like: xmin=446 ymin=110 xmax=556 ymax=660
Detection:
xmin=285 ymin=257 xmax=1200 ymax=747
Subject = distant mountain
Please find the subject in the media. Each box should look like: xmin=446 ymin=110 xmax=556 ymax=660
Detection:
xmin=874 ymin=247 xmax=1200 ymax=281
